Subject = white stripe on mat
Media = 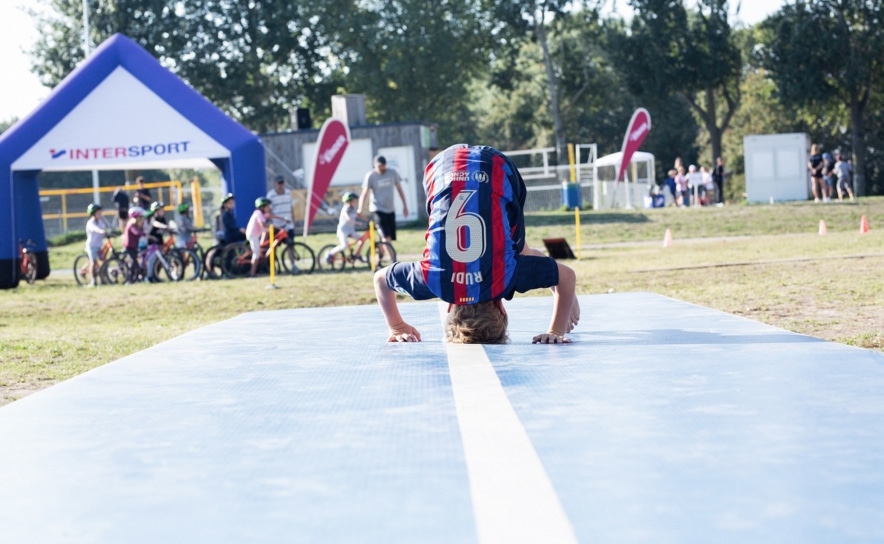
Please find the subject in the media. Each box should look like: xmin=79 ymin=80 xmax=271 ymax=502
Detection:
xmin=440 ymin=305 xmax=578 ymax=544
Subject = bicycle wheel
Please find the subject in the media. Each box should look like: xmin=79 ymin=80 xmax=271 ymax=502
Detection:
xmin=176 ymin=248 xmax=202 ymax=281
xmin=317 ymin=244 xmax=347 ymax=272
xmin=153 ymin=251 xmax=185 ymax=282
xmin=23 ymin=252 xmax=37 ymax=284
xmin=363 ymin=241 xmax=397 ymax=269
xmin=221 ymin=242 xmax=250 ymax=278
xmin=203 ymin=245 xmax=224 ymax=279
xmin=282 ymin=241 xmax=316 ymax=275
xmin=73 ymin=253 xmax=92 ymax=286
xmin=121 ymin=252 xmax=143 ymax=283
xmin=100 ymin=255 xmax=128 ymax=285
xmin=191 ymin=244 xmax=207 ymax=279
xmin=376 ymin=242 xmax=396 ymax=268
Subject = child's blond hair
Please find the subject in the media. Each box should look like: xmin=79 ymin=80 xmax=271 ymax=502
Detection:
xmin=445 ymin=301 xmax=509 ymax=344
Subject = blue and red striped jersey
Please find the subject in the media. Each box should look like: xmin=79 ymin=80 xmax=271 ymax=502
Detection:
xmin=420 ymin=145 xmax=526 ymax=305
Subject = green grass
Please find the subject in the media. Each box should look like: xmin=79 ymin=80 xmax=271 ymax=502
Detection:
xmin=2 ymin=197 xmax=883 ymax=405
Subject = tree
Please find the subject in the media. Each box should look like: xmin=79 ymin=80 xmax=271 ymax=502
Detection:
xmin=0 ymin=118 xmax=17 ymax=135
xmin=334 ymin=1 xmax=495 ymax=145
xmin=756 ymin=0 xmax=884 ymax=196
xmin=28 ymin=0 xmax=351 ymax=132
xmin=611 ymin=0 xmax=742 ymax=167
xmin=484 ymin=0 xmax=595 ymax=169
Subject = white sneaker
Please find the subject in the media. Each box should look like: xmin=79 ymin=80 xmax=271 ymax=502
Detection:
xmin=814 ymin=198 xmax=820 ymax=203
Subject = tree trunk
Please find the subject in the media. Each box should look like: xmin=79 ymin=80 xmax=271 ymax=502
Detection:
xmin=703 ymin=88 xmax=723 ymax=166
xmin=536 ymin=19 xmax=567 ymax=173
xmin=850 ymin=105 xmax=866 ymax=197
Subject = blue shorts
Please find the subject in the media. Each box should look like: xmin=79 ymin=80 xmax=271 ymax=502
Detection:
xmin=87 ymin=246 xmax=102 ymax=262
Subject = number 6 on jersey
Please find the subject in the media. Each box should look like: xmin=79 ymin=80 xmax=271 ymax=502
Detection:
xmin=445 ymin=190 xmax=486 ymax=263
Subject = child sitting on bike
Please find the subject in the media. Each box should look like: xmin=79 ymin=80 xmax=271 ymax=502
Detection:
xmin=373 ymin=144 xmax=579 ymax=344
xmin=217 ymin=193 xmax=246 ymax=244
xmin=246 ymin=197 xmax=272 ymax=278
xmin=145 ymin=202 xmax=172 ymax=282
xmin=122 ymin=208 xmax=146 ymax=281
xmin=85 ymin=203 xmax=108 ymax=287
xmin=174 ymin=202 xmax=196 ymax=249
xmin=325 ymin=192 xmax=364 ymax=265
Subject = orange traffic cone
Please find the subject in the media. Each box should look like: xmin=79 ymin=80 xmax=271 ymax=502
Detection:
xmin=663 ymin=228 xmax=673 ymax=248
xmin=818 ymin=219 xmax=827 ymax=235
xmin=860 ymin=215 xmax=870 ymax=234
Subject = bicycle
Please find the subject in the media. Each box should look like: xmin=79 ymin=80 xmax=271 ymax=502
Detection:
xmin=318 ymin=227 xmax=397 ymax=272
xmin=181 ymin=227 xmax=212 ymax=279
xmin=220 ymin=225 xmax=316 ymax=278
xmin=161 ymin=229 xmax=203 ymax=282
xmin=122 ymin=242 xmax=185 ymax=283
xmin=73 ymin=236 xmax=129 ymax=286
xmin=19 ymin=239 xmax=37 ymax=285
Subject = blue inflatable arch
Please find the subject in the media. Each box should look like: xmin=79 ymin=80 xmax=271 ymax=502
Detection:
xmin=0 ymin=33 xmax=265 ymax=288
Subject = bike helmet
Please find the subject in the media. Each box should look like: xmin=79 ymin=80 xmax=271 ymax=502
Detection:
xmin=150 ymin=201 xmax=165 ymax=212
xmin=86 ymin=203 xmax=102 ymax=216
xmin=177 ymin=202 xmax=190 ymax=213
xmin=255 ymin=197 xmax=271 ymax=209
xmin=221 ymin=193 xmax=235 ymax=205
xmin=342 ymin=192 xmax=358 ymax=203
xmin=129 ymin=208 xmax=145 ymax=218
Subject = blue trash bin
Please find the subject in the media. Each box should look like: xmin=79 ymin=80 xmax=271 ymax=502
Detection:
xmin=562 ymin=182 xmax=581 ymax=210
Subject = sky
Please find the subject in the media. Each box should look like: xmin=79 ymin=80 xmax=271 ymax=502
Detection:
xmin=0 ymin=0 xmax=787 ymax=123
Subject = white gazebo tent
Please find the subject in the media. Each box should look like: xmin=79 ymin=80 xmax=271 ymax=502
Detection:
xmin=593 ymin=151 xmax=656 ymax=209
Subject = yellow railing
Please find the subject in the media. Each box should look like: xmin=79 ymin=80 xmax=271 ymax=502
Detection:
xmin=40 ymin=180 xmax=187 ymax=231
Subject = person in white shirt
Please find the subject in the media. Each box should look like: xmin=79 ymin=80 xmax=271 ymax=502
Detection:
xmin=686 ymin=165 xmax=705 ymax=207
xmin=84 ymin=204 xmax=107 ymax=287
xmin=266 ymin=175 xmax=294 ymax=236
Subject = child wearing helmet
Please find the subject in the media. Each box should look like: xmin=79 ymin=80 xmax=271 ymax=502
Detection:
xmin=246 ymin=197 xmax=272 ymax=277
xmin=146 ymin=202 xmax=171 ymax=246
xmin=144 ymin=202 xmax=171 ymax=282
xmin=84 ymin=203 xmax=107 ymax=287
xmin=218 ymin=193 xmax=245 ymax=244
xmin=122 ymin=208 xmax=147 ymax=281
xmin=374 ymin=144 xmax=579 ymax=344
xmin=325 ymin=192 xmax=364 ymax=264
xmin=174 ymin=202 xmax=195 ymax=249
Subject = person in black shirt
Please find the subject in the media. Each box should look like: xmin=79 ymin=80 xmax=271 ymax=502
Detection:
xmin=112 ymin=186 xmax=130 ymax=230
xmin=712 ymin=157 xmax=726 ymax=206
xmin=132 ymin=176 xmax=153 ymax=209
xmin=807 ymin=144 xmax=825 ymax=203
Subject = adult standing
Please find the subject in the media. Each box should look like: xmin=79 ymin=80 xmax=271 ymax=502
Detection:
xmin=132 ymin=176 xmax=153 ymax=209
xmin=822 ymin=153 xmax=835 ymax=202
xmin=834 ymin=154 xmax=855 ymax=201
xmin=686 ymin=165 xmax=704 ymax=206
xmin=112 ymin=186 xmax=130 ymax=230
xmin=266 ymin=175 xmax=294 ymax=236
xmin=712 ymin=156 xmax=726 ymax=207
xmin=807 ymin=144 xmax=825 ymax=203
xmin=359 ymin=155 xmax=409 ymax=243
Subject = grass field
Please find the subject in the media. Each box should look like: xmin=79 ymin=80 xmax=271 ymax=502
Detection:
xmin=2 ymin=197 xmax=882 ymax=406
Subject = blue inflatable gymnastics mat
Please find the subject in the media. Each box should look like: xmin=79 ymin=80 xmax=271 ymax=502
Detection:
xmin=1 ymin=292 xmax=883 ymax=543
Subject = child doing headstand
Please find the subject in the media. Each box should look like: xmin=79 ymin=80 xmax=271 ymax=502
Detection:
xmin=373 ymin=144 xmax=579 ymax=344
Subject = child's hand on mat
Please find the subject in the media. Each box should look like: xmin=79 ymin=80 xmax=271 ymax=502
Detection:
xmin=387 ymin=322 xmax=421 ymax=343
xmin=532 ymin=332 xmax=571 ymax=344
